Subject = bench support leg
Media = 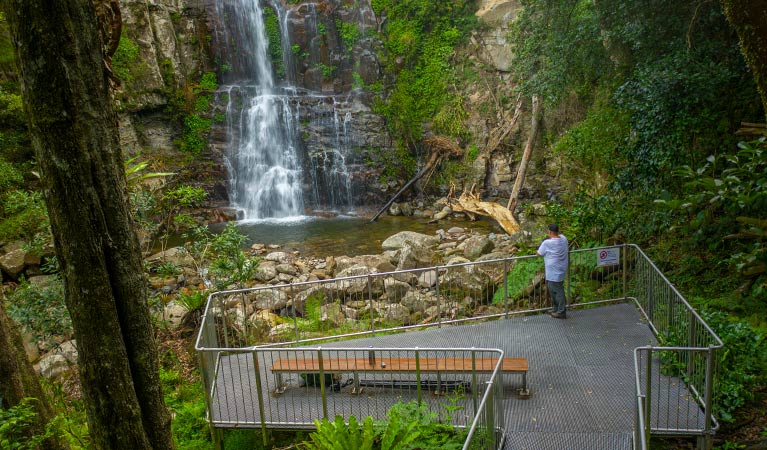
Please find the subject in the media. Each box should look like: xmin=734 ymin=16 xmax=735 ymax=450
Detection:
xmin=273 ymin=374 xmax=286 ymax=395
xmin=518 ymin=372 xmax=530 ymax=398
xmin=351 ymin=371 xmax=363 ymax=395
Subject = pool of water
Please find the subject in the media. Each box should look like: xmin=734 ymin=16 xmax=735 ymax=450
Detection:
xmin=210 ymin=215 xmax=502 ymax=257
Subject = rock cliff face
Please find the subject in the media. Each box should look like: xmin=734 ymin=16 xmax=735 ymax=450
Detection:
xmin=116 ymin=0 xmax=209 ymax=157
xmin=115 ymin=0 xmax=536 ymax=211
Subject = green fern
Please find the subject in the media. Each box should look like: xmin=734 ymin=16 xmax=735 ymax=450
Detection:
xmin=380 ymin=408 xmax=420 ymax=450
xmin=306 ymin=415 xmax=375 ymax=450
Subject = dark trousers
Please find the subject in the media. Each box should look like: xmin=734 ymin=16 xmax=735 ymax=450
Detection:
xmin=547 ymin=280 xmax=567 ymax=314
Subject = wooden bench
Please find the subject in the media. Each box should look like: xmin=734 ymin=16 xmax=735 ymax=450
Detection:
xmin=270 ymin=356 xmax=529 ymax=397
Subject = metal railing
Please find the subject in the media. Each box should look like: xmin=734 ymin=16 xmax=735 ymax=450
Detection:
xmin=195 ymin=341 xmax=506 ymax=448
xmin=195 ymin=244 xmax=722 ymax=449
xmin=626 ymin=245 xmax=723 ymax=449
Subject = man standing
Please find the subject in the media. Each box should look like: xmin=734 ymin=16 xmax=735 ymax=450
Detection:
xmin=537 ymin=224 xmax=569 ymax=319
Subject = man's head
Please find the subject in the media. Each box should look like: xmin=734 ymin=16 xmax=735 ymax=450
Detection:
xmin=547 ymin=223 xmax=559 ymax=237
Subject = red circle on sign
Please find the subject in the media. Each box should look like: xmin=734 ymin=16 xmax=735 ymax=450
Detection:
xmin=599 ymin=250 xmax=608 ymax=259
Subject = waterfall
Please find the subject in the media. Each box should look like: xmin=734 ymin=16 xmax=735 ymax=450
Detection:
xmin=216 ymin=0 xmax=304 ymax=220
xmin=213 ymin=0 xmax=378 ymax=219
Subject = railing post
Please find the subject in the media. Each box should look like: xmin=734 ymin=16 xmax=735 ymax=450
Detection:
xmin=702 ymin=346 xmax=715 ymax=450
xmin=198 ymin=351 xmax=219 ymax=450
xmin=220 ymin=295 xmax=230 ymax=349
xmin=368 ymin=275 xmax=376 ymax=336
xmin=503 ymin=259 xmax=509 ymax=318
xmin=471 ymin=348 xmax=478 ymax=413
xmin=251 ymin=350 xmax=269 ymax=448
xmin=486 ymin=380 xmax=495 ymax=450
xmin=622 ymin=244 xmax=628 ymax=301
xmin=644 ymin=347 xmax=652 ymax=445
xmin=566 ymin=249 xmax=571 ymax=306
xmin=292 ymin=284 xmax=299 ymax=343
xmin=318 ymin=347 xmax=328 ymax=420
xmin=688 ymin=312 xmax=697 ymax=379
xmin=435 ymin=266 xmax=442 ymax=328
xmin=415 ymin=348 xmax=422 ymax=404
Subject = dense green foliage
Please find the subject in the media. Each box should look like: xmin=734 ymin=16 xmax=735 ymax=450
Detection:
xmin=263 ymin=6 xmax=285 ymax=79
xmin=371 ymin=0 xmax=478 ymax=179
xmin=0 ymin=398 xmax=55 ymax=450
xmin=112 ymin=31 xmax=140 ymax=83
xmin=510 ymin=0 xmax=766 ymax=428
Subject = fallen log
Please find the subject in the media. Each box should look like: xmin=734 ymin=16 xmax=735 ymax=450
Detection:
xmin=449 ymin=189 xmax=520 ymax=235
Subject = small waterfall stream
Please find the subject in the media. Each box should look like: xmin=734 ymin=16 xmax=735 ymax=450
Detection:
xmin=213 ymin=0 xmax=372 ymax=220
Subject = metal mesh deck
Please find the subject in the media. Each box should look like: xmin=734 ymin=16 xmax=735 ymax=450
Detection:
xmin=209 ymin=302 xmax=705 ymax=449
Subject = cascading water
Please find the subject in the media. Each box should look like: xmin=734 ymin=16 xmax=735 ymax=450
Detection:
xmin=213 ymin=0 xmax=381 ymax=219
xmin=216 ymin=0 xmax=303 ymax=220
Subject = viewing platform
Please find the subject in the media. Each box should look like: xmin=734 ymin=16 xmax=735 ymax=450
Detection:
xmin=197 ymin=245 xmax=722 ymax=449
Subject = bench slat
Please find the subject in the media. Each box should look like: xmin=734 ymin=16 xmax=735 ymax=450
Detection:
xmin=271 ymin=357 xmax=527 ymax=374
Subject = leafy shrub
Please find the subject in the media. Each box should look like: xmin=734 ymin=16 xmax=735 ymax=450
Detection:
xmin=209 ymin=223 xmax=259 ymax=290
xmin=304 ymin=401 xmax=467 ymax=450
xmin=112 ymin=31 xmax=140 ymax=83
xmin=0 ymin=190 xmax=49 ymax=242
xmin=0 ymin=398 xmax=55 ymax=450
xmin=176 ymin=289 xmax=208 ymax=313
xmin=703 ymin=311 xmax=767 ymax=422
xmin=180 ymin=114 xmax=212 ymax=155
xmin=198 ymin=72 xmax=218 ymax=92
xmin=263 ymin=6 xmax=285 ymax=79
xmin=160 ymin=368 xmax=211 ymax=450
xmin=0 ymin=157 xmax=22 ymax=190
xmin=7 ymin=278 xmax=71 ymax=346
xmin=492 ymin=258 xmax=544 ymax=304
xmin=164 ymin=185 xmax=208 ymax=209
xmin=337 ymin=20 xmax=361 ymax=51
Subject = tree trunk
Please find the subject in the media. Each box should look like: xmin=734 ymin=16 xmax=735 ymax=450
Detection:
xmin=720 ymin=0 xmax=767 ymax=121
xmin=508 ymin=95 xmax=542 ymax=212
xmin=0 ymin=298 xmax=69 ymax=450
xmin=5 ymin=2 xmax=173 ymax=449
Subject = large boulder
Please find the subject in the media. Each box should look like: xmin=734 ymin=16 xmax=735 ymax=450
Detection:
xmin=161 ymin=302 xmax=188 ymax=329
xmin=146 ymin=247 xmax=194 ymax=268
xmin=377 ymin=303 xmax=410 ymax=325
xmin=34 ymin=340 xmax=78 ymax=379
xmin=352 ymin=255 xmax=396 ymax=273
xmin=396 ymin=240 xmax=437 ymax=271
xmin=384 ymin=279 xmax=411 ymax=299
xmin=248 ymin=289 xmax=289 ymax=311
xmin=462 ymin=235 xmax=495 ymax=260
xmin=0 ymin=249 xmax=26 ymax=280
xmin=440 ymin=264 xmax=495 ymax=303
xmin=254 ymin=263 xmax=278 ymax=282
xmin=264 ymin=251 xmax=295 ymax=264
xmin=382 ymin=231 xmax=439 ymax=251
xmin=400 ymin=291 xmax=438 ymax=312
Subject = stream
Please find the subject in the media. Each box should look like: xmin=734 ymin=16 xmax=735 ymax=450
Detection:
xmin=209 ymin=215 xmax=502 ymax=257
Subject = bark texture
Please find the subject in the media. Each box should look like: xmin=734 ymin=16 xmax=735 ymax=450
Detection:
xmin=0 ymin=299 xmax=69 ymax=450
xmin=720 ymin=0 xmax=767 ymax=121
xmin=4 ymin=1 xmax=173 ymax=449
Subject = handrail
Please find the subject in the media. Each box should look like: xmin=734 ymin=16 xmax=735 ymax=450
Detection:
xmin=622 ymin=244 xmax=723 ymax=348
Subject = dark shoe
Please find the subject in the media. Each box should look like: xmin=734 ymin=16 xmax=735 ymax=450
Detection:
xmin=550 ymin=312 xmax=567 ymax=319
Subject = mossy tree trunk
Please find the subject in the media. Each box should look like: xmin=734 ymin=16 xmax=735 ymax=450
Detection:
xmin=720 ymin=0 xmax=767 ymax=121
xmin=4 ymin=1 xmax=174 ymax=449
xmin=0 ymin=297 xmax=69 ymax=450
